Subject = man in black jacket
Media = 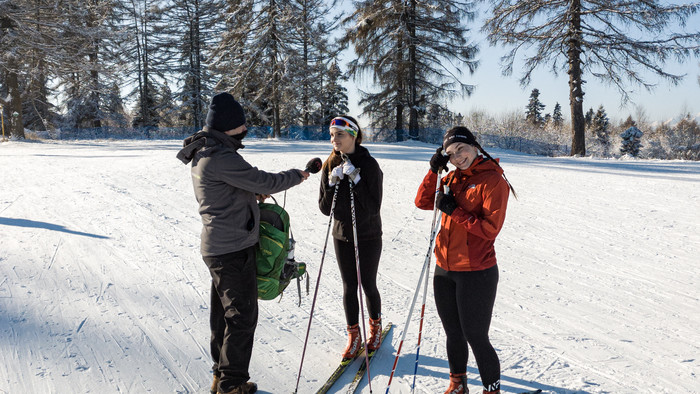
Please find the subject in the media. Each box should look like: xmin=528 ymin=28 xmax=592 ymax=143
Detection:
xmin=178 ymin=93 xmax=309 ymax=394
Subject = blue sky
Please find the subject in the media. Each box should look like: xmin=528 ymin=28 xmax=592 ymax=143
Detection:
xmin=340 ymin=3 xmax=700 ymax=125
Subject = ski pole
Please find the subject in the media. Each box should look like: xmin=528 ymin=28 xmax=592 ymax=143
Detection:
xmin=412 ymin=179 xmax=451 ymax=391
xmin=294 ymin=181 xmax=340 ymax=394
xmin=348 ymin=174 xmax=373 ymax=392
xmin=386 ymin=169 xmax=444 ymax=393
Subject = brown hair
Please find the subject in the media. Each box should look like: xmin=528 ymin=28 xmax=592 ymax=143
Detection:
xmin=322 ymin=115 xmax=363 ymax=172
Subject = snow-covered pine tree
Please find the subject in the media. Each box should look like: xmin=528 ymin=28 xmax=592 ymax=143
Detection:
xmin=160 ymin=0 xmax=220 ymax=130
xmin=285 ymin=0 xmax=338 ymax=127
xmin=211 ymin=0 xmax=298 ymax=137
xmin=104 ymin=82 xmax=130 ymax=127
xmin=552 ymin=102 xmax=563 ymax=129
xmin=342 ymin=0 xmax=479 ymax=141
xmin=118 ymin=0 xmax=170 ymax=129
xmin=667 ymin=115 xmax=700 ymax=160
xmin=157 ymin=82 xmax=179 ymax=127
xmin=1 ymin=0 xmax=116 ymax=137
xmin=525 ymin=88 xmax=545 ymax=127
xmin=584 ymin=107 xmax=595 ymax=130
xmin=620 ymin=126 xmax=643 ymax=157
xmin=592 ymin=105 xmax=610 ymax=156
xmin=318 ymin=61 xmax=349 ymax=125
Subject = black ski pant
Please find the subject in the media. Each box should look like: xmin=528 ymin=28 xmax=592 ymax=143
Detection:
xmin=203 ymin=246 xmax=258 ymax=391
xmin=333 ymin=237 xmax=382 ymax=326
xmin=433 ymin=264 xmax=500 ymax=391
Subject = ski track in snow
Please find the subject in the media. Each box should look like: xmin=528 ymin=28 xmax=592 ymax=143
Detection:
xmin=0 ymin=139 xmax=698 ymax=393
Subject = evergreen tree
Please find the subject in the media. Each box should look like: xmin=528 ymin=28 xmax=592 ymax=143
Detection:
xmin=342 ymin=0 xmax=479 ymax=141
xmin=318 ymin=61 xmax=349 ymax=125
xmin=157 ymin=82 xmax=179 ymax=127
xmin=584 ymin=107 xmax=595 ymax=130
xmin=1 ymin=0 xmax=115 ymax=137
xmin=104 ymin=82 xmax=129 ymax=127
xmin=287 ymin=0 xmax=338 ymax=126
xmin=525 ymin=88 xmax=545 ymax=126
xmin=482 ymin=0 xmax=700 ymax=156
xmin=552 ymin=102 xmax=563 ymax=128
xmin=620 ymin=126 xmax=643 ymax=157
xmin=592 ymin=105 xmax=610 ymax=156
xmin=118 ymin=0 xmax=169 ymax=129
xmin=211 ymin=0 xmax=299 ymax=137
xmin=621 ymin=115 xmax=636 ymax=129
xmin=667 ymin=114 xmax=700 ymax=160
xmin=161 ymin=0 xmax=220 ymax=129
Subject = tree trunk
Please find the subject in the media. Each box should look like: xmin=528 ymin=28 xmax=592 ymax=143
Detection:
xmin=88 ymin=0 xmax=101 ymax=128
xmin=301 ymin=0 xmax=310 ymax=126
xmin=567 ymin=0 xmax=586 ymax=156
xmin=6 ymin=68 xmax=26 ymax=139
xmin=395 ymin=34 xmax=405 ymax=142
xmin=407 ymin=0 xmax=419 ymax=140
xmin=270 ymin=0 xmax=281 ymax=138
xmin=193 ymin=0 xmax=203 ymax=129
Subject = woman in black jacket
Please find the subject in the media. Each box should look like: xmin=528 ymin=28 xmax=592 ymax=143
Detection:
xmin=318 ymin=115 xmax=384 ymax=360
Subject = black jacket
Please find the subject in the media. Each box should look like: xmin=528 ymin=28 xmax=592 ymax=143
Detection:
xmin=319 ymin=144 xmax=383 ymax=241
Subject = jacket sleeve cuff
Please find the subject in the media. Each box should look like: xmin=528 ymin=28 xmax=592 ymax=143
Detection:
xmin=450 ymin=208 xmax=475 ymax=226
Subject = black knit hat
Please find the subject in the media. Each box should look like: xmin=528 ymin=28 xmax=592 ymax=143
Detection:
xmin=205 ymin=92 xmax=246 ymax=132
xmin=443 ymin=126 xmax=477 ymax=150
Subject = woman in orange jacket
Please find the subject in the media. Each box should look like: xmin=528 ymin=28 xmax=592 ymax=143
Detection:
xmin=414 ymin=126 xmax=516 ymax=394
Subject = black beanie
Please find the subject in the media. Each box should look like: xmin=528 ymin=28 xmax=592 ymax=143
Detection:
xmin=443 ymin=126 xmax=477 ymax=150
xmin=205 ymin=92 xmax=246 ymax=132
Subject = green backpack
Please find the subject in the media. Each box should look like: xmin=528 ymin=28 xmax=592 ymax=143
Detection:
xmin=256 ymin=202 xmax=308 ymax=303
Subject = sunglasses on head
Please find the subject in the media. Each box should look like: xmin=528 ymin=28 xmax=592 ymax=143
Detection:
xmin=330 ymin=117 xmax=359 ymax=132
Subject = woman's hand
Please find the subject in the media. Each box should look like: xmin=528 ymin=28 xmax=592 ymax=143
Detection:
xmin=329 ymin=165 xmax=344 ymax=186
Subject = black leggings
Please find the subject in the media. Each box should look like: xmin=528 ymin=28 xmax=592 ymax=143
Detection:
xmin=433 ymin=264 xmax=500 ymax=391
xmin=333 ymin=237 xmax=382 ymax=325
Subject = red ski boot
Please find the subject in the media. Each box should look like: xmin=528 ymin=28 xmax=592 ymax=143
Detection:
xmin=366 ymin=317 xmax=382 ymax=351
xmin=444 ymin=372 xmax=468 ymax=394
xmin=342 ymin=324 xmax=362 ymax=360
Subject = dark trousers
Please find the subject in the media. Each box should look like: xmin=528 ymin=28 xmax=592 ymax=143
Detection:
xmin=433 ymin=264 xmax=500 ymax=391
xmin=203 ymin=246 xmax=258 ymax=391
xmin=333 ymin=237 xmax=382 ymax=326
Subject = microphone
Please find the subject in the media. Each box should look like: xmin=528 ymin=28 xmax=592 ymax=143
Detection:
xmin=304 ymin=157 xmax=322 ymax=174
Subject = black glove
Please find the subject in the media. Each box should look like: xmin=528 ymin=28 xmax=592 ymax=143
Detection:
xmin=436 ymin=190 xmax=458 ymax=215
xmin=429 ymin=147 xmax=449 ymax=173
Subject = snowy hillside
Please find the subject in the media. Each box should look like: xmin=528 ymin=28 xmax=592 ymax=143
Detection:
xmin=1 ymin=139 xmax=698 ymax=393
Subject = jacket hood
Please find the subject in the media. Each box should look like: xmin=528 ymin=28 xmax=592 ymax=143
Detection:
xmin=176 ymin=128 xmax=243 ymax=164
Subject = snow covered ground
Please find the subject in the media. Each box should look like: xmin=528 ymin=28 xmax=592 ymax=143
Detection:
xmin=1 ymin=139 xmax=698 ymax=394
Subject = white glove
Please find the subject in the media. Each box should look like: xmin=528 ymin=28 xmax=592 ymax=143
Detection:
xmin=343 ymin=161 xmax=361 ymax=184
xmin=329 ymin=165 xmax=344 ymax=186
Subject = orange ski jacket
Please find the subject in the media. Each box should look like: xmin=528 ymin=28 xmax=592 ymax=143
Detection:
xmin=415 ymin=156 xmax=510 ymax=272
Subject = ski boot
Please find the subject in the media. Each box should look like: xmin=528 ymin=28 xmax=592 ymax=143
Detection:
xmin=342 ymin=324 xmax=362 ymax=361
xmin=367 ymin=317 xmax=382 ymax=351
xmin=445 ymin=372 xmax=468 ymax=394
xmin=217 ymin=381 xmax=257 ymax=394
xmin=211 ymin=374 xmax=220 ymax=394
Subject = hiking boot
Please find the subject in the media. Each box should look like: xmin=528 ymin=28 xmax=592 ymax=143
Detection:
xmin=210 ymin=374 xmax=220 ymax=394
xmin=366 ymin=317 xmax=382 ymax=351
xmin=342 ymin=324 xmax=362 ymax=360
xmin=444 ymin=372 xmax=468 ymax=394
xmin=217 ymin=381 xmax=257 ymax=394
